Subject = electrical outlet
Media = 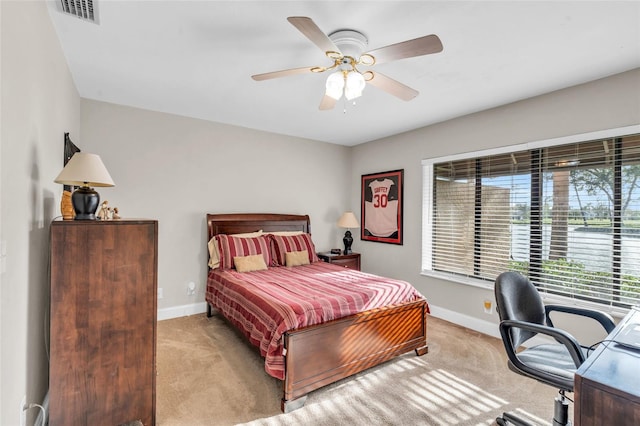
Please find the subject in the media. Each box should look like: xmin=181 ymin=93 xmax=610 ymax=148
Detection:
xmin=187 ymin=281 xmax=196 ymax=296
xmin=20 ymin=395 xmax=27 ymax=426
xmin=483 ymin=299 xmax=493 ymax=314
xmin=157 ymin=288 xmax=163 ymax=299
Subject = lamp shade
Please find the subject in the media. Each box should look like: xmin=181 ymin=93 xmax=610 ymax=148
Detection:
xmin=337 ymin=211 xmax=359 ymax=229
xmin=54 ymin=152 xmax=115 ymax=187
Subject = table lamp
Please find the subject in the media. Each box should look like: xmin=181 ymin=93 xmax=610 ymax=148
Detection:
xmin=337 ymin=211 xmax=359 ymax=254
xmin=54 ymin=152 xmax=115 ymax=220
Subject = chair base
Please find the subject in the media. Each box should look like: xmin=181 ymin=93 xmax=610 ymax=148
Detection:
xmin=496 ymin=390 xmax=571 ymax=426
xmin=496 ymin=411 xmax=534 ymax=426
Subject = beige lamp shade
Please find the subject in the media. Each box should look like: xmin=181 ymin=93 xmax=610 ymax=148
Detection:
xmin=54 ymin=152 xmax=115 ymax=187
xmin=337 ymin=211 xmax=359 ymax=229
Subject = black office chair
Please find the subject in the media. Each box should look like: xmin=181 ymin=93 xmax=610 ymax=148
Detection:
xmin=494 ymin=271 xmax=616 ymax=426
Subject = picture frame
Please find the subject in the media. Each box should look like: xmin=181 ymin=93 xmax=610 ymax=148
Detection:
xmin=361 ymin=169 xmax=403 ymax=245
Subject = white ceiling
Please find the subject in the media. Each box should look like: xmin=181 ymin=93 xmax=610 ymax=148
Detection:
xmin=46 ymin=1 xmax=640 ymax=146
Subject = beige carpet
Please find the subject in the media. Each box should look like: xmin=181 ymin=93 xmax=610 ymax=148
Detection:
xmin=156 ymin=313 xmax=568 ymax=425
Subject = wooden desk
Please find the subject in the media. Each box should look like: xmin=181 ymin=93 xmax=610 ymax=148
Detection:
xmin=574 ymin=307 xmax=640 ymax=425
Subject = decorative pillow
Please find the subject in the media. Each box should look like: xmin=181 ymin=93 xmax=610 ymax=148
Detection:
xmin=234 ymin=254 xmax=268 ymax=272
xmin=285 ymin=250 xmax=310 ymax=267
xmin=216 ymin=234 xmax=271 ymax=270
xmin=208 ymin=231 xmax=263 ymax=269
xmin=269 ymin=233 xmax=319 ymax=266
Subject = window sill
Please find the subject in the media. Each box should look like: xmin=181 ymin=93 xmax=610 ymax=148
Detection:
xmin=420 ymin=269 xmax=494 ymax=291
xmin=420 ymin=269 xmax=630 ymax=320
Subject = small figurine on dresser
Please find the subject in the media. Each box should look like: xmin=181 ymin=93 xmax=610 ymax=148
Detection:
xmin=96 ymin=201 xmax=121 ymax=220
xmin=96 ymin=200 xmax=109 ymax=220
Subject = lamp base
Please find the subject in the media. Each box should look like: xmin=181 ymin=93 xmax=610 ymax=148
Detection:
xmin=72 ymin=186 xmax=100 ymax=220
xmin=343 ymin=230 xmax=353 ymax=255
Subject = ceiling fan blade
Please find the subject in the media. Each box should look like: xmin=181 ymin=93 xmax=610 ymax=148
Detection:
xmin=365 ymin=71 xmax=419 ymax=101
xmin=287 ymin=16 xmax=340 ymax=54
xmin=252 ymin=66 xmax=314 ymax=81
xmin=319 ymin=94 xmax=337 ymax=110
xmin=365 ymin=34 xmax=443 ymax=64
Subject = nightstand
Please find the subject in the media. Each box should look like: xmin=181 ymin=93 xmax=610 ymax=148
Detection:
xmin=317 ymin=252 xmax=361 ymax=271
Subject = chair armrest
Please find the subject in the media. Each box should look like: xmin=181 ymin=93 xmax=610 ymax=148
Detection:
xmin=545 ymin=305 xmax=616 ymax=334
xmin=499 ymin=319 xmax=585 ymax=369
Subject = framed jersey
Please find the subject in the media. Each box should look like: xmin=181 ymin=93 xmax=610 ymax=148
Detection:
xmin=361 ymin=169 xmax=403 ymax=245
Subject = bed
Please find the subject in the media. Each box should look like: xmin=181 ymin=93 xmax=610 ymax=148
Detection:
xmin=205 ymin=213 xmax=428 ymax=412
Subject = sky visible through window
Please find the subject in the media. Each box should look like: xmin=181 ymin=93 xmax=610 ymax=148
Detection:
xmin=483 ymin=172 xmax=640 ymax=214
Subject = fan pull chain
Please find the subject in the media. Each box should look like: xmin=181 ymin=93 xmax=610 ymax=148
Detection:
xmin=343 ymin=98 xmax=358 ymax=114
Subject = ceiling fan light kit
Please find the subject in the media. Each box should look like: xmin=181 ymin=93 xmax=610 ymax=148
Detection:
xmin=325 ymin=69 xmax=366 ymax=101
xmin=252 ymin=16 xmax=443 ymax=110
xmin=324 ymin=29 xmax=368 ymax=101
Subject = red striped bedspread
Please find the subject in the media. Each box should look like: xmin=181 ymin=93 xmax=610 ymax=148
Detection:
xmin=206 ymin=261 xmax=426 ymax=380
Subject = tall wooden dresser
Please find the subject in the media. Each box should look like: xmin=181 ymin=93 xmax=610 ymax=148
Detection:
xmin=49 ymin=219 xmax=158 ymax=426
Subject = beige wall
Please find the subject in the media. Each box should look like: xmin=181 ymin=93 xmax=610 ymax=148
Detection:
xmin=351 ymin=68 xmax=640 ymax=333
xmin=79 ymin=99 xmax=352 ymax=311
xmin=0 ymin=1 xmax=81 ymax=424
xmin=2 ymin=1 xmax=638 ymax=423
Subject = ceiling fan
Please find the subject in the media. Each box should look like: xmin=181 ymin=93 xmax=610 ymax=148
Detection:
xmin=252 ymin=16 xmax=443 ymax=110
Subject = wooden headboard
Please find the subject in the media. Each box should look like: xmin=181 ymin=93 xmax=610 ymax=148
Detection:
xmin=206 ymin=213 xmax=311 ymax=241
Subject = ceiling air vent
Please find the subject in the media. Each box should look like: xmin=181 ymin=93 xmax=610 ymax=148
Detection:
xmin=58 ymin=0 xmax=99 ymax=24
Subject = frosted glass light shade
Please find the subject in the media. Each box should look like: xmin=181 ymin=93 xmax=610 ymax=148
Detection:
xmin=325 ymin=71 xmax=345 ymax=100
xmin=337 ymin=211 xmax=359 ymax=229
xmin=344 ymin=71 xmax=365 ymax=100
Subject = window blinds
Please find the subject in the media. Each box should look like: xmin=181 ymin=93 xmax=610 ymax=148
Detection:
xmin=423 ymin=134 xmax=640 ymax=309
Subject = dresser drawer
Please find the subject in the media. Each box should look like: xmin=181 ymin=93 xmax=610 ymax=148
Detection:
xmin=317 ymin=252 xmax=361 ymax=271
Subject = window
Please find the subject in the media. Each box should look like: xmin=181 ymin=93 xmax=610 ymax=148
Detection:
xmin=422 ymin=131 xmax=640 ymax=309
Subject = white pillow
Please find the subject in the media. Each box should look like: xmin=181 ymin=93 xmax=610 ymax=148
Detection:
xmin=269 ymin=230 xmax=305 ymax=236
xmin=208 ymin=230 xmax=263 ymax=269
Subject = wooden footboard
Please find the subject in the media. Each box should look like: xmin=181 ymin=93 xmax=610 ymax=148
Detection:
xmin=281 ymin=299 xmax=428 ymax=412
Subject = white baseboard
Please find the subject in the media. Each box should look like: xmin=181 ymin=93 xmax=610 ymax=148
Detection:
xmin=428 ymin=304 xmax=501 ymax=339
xmin=429 ymin=304 xmax=557 ymax=348
xmin=158 ymin=302 xmax=208 ymax=321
